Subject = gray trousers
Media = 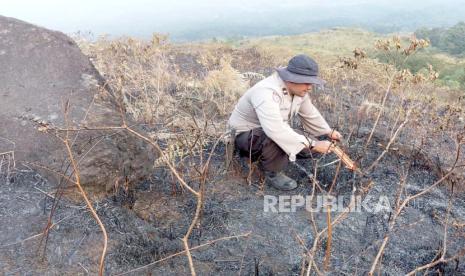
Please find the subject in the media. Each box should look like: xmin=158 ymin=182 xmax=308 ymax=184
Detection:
xmin=235 ymin=128 xmax=313 ymax=172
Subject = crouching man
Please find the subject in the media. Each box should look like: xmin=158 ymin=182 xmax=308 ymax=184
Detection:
xmin=228 ymin=54 xmax=342 ymax=190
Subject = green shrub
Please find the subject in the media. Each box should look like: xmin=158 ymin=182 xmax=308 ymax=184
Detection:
xmin=415 ymin=22 xmax=465 ymax=57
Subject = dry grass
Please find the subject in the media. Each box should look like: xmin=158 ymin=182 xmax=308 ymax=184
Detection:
xmin=203 ymin=55 xmax=248 ymax=115
xmin=72 ymin=30 xmax=465 ymax=188
xmin=77 ymin=34 xmax=176 ymax=123
xmin=69 ymin=30 xmax=465 ymax=275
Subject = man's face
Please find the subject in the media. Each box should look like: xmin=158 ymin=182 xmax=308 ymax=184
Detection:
xmin=286 ymin=82 xmax=313 ymax=97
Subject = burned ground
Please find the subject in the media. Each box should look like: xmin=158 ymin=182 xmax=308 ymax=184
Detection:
xmin=1 ymin=135 xmax=464 ymax=275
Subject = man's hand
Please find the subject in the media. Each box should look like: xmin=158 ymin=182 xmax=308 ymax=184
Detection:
xmin=328 ymin=130 xmax=342 ymax=141
xmin=311 ymin=140 xmax=334 ymax=153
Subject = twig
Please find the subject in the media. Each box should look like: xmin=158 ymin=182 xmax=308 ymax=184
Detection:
xmin=124 ymin=126 xmax=199 ymax=196
xmin=364 ymin=74 xmax=395 ymax=148
xmin=323 ymin=206 xmax=332 ymax=271
xmin=366 ymin=108 xmax=412 ymax=172
xmin=182 ymin=193 xmax=203 ymax=276
xmin=0 ymin=211 xmax=85 ymax=249
xmin=405 ymin=180 xmax=460 ymax=276
xmin=115 ymin=232 xmax=251 ymax=276
xmin=34 ymin=187 xmax=56 ymax=199
xmin=368 ymin=137 xmax=462 ymax=275
xmin=364 ymin=46 xmax=417 ymax=150
xmin=60 ymin=107 xmax=108 ymax=276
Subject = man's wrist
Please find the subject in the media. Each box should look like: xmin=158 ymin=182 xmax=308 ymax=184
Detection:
xmin=309 ymin=139 xmax=316 ymax=149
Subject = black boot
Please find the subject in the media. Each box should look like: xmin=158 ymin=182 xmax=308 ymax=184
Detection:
xmin=265 ymin=171 xmax=298 ymax=191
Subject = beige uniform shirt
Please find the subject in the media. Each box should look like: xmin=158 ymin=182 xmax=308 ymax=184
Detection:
xmin=228 ymin=72 xmax=332 ymax=161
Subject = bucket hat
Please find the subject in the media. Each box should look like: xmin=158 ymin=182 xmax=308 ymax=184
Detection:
xmin=276 ymin=54 xmax=325 ymax=85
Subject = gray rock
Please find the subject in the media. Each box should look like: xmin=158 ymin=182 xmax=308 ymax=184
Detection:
xmin=0 ymin=15 xmax=156 ymax=191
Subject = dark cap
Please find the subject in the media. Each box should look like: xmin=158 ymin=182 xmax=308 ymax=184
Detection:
xmin=276 ymin=54 xmax=326 ymax=85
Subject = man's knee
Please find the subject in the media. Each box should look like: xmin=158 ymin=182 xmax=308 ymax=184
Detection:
xmin=235 ymin=128 xmax=267 ymax=154
xmin=234 ymin=129 xmax=288 ymax=172
xmin=260 ymin=138 xmax=288 ymax=172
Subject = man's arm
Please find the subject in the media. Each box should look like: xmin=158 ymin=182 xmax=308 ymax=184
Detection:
xmin=251 ymin=89 xmax=309 ymax=161
xmin=298 ymin=95 xmax=333 ymax=137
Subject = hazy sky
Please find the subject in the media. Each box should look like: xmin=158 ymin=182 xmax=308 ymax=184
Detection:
xmin=1 ymin=0 xmax=463 ymax=40
xmin=2 ymin=0 xmax=337 ymax=29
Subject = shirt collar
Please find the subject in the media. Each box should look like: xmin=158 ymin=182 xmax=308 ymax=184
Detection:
xmin=273 ymin=72 xmax=289 ymax=96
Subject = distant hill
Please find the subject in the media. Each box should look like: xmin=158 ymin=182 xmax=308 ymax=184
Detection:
xmin=3 ymin=0 xmax=464 ymax=42
xmin=415 ymin=22 xmax=465 ymax=57
xmin=233 ymin=28 xmax=382 ymax=62
xmin=162 ymin=0 xmax=465 ymax=41
xmin=234 ymin=28 xmax=465 ymax=90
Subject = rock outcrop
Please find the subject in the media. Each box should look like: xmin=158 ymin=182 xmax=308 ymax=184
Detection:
xmin=0 ymin=15 xmax=155 ymax=190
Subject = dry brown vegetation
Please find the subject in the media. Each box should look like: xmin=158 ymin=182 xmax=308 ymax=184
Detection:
xmin=28 ymin=32 xmax=465 ymax=275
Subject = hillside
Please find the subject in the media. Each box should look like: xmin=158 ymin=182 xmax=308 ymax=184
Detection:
xmin=231 ymin=28 xmax=465 ymax=91
xmin=2 ymin=21 xmax=465 ymax=275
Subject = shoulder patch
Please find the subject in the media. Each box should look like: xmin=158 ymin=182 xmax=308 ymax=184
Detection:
xmin=272 ymin=91 xmax=281 ymax=103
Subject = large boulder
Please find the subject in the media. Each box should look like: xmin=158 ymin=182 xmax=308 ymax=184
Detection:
xmin=0 ymin=15 xmax=156 ymax=191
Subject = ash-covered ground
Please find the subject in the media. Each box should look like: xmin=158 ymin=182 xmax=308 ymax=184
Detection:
xmin=1 ymin=138 xmax=465 ymax=275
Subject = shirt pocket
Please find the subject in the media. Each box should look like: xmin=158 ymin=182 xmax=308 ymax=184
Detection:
xmin=280 ymin=107 xmax=290 ymax=121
